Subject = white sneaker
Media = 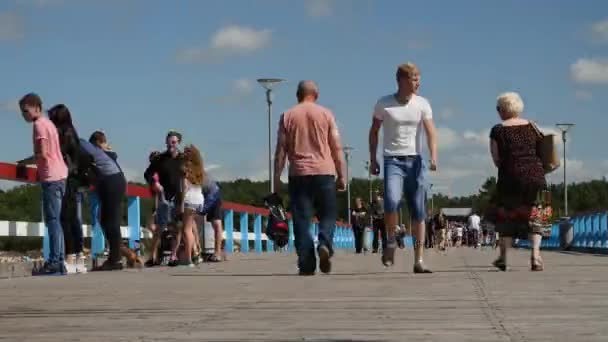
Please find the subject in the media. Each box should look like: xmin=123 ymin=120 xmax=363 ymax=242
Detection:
xmin=75 ymin=253 xmax=88 ymax=274
xmin=64 ymin=261 xmax=77 ymax=274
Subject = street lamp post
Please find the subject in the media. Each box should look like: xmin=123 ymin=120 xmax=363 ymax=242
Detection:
xmin=343 ymin=146 xmax=354 ymax=225
xmin=556 ymin=123 xmax=575 ymax=217
xmin=257 ymin=78 xmax=285 ymax=194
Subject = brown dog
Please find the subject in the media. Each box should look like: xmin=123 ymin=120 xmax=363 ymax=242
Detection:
xmin=120 ymin=244 xmax=144 ymax=269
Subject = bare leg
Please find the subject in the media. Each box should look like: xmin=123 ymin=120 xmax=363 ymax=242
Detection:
xmin=213 ymin=219 xmax=224 ymax=259
xmin=172 ymin=226 xmax=182 ymax=262
xmin=529 ymin=233 xmax=544 ymax=271
xmin=381 ymin=212 xmax=399 ymax=266
xmin=412 ymin=220 xmax=425 ymax=262
xmin=182 ymin=210 xmax=195 ymax=264
xmin=493 ymin=236 xmax=512 ymax=271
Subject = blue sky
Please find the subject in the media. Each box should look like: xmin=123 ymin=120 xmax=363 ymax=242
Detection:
xmin=1 ymin=0 xmax=607 ymax=195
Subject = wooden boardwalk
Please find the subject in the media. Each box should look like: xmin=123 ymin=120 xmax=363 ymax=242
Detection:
xmin=1 ymin=247 xmax=607 ymax=341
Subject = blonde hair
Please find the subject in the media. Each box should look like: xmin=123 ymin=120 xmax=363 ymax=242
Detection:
xmin=396 ymin=62 xmax=420 ymax=81
xmin=496 ymin=92 xmax=524 ymax=118
xmin=182 ymin=144 xmax=204 ymax=185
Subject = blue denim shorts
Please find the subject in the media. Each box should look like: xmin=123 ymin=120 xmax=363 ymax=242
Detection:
xmin=383 ymin=155 xmax=428 ymax=221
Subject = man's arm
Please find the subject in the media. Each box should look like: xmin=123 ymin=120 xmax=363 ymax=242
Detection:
xmin=273 ymin=114 xmax=288 ymax=193
xmin=327 ymin=114 xmax=346 ymax=186
xmin=368 ymin=118 xmax=382 ymax=175
xmin=143 ymin=156 xmax=159 ymax=185
xmin=422 ymin=117 xmax=437 ymax=170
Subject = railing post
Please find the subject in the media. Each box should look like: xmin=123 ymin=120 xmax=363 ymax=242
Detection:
xmin=240 ymin=212 xmax=249 ymax=254
xmin=224 ymin=209 xmax=234 ymax=254
xmin=573 ymin=217 xmax=581 ymax=247
xmin=127 ymin=196 xmax=140 ymax=251
xmin=600 ymin=212 xmax=608 ymax=248
xmin=288 ymin=218 xmax=295 ymax=253
xmin=265 ymin=216 xmax=274 ymax=253
xmin=585 ymin=216 xmax=593 ymax=248
xmin=593 ymin=213 xmax=601 ymax=248
xmin=90 ymin=192 xmax=105 ymax=264
xmin=254 ymin=214 xmax=262 ymax=254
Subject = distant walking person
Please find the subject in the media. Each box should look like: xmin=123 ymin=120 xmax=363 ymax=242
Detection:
xmin=18 ymin=93 xmax=69 ymax=276
xmin=370 ymin=191 xmax=386 ymax=253
xmin=489 ymin=92 xmax=547 ymax=271
xmin=368 ymin=62 xmax=438 ymax=273
xmin=273 ymin=80 xmax=347 ymax=275
xmin=351 ymin=197 xmax=367 ymax=254
xmin=467 ymin=212 xmax=481 ymax=248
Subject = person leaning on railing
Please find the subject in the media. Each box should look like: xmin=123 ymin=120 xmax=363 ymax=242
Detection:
xmin=79 ymin=131 xmax=127 ymax=271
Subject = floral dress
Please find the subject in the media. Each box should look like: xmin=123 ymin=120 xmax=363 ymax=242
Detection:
xmin=489 ymin=123 xmax=551 ymax=237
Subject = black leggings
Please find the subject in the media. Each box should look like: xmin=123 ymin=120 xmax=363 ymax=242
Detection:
xmin=353 ymin=225 xmax=364 ymax=253
xmin=97 ymin=173 xmax=126 ymax=264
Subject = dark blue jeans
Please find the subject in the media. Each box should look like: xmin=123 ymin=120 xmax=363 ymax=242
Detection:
xmin=288 ymin=175 xmax=337 ymax=273
xmin=41 ymin=179 xmax=66 ymax=267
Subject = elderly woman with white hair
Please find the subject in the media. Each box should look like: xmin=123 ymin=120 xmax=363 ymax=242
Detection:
xmin=489 ymin=92 xmax=547 ymax=272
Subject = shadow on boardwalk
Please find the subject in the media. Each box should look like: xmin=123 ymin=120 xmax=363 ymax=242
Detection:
xmin=1 ymin=248 xmax=607 ymax=341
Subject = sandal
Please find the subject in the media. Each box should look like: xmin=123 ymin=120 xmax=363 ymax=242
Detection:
xmin=531 ymin=256 xmax=544 ymax=272
xmin=207 ymin=254 xmax=222 ymax=263
xmin=381 ymin=240 xmax=397 ymax=267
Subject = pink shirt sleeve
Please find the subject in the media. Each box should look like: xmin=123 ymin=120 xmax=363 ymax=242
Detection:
xmin=33 ymin=120 xmax=47 ymax=141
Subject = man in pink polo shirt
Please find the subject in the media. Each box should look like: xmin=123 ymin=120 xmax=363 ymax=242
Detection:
xmin=18 ymin=93 xmax=69 ymax=275
xmin=273 ymin=80 xmax=346 ymax=275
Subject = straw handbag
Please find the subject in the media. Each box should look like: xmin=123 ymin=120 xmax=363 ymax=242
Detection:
xmin=530 ymin=121 xmax=560 ymax=174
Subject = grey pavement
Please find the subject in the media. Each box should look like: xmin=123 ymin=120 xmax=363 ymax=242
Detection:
xmin=0 ymin=247 xmax=607 ymax=341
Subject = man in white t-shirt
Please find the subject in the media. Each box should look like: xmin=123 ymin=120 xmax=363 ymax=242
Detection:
xmin=368 ymin=62 xmax=438 ymax=273
xmin=468 ymin=213 xmax=481 ymax=247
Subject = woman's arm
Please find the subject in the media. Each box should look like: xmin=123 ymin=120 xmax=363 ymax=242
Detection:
xmin=490 ymin=139 xmax=500 ymax=168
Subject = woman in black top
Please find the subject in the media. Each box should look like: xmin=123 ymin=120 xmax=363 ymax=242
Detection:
xmin=48 ymin=104 xmax=86 ymax=271
xmin=489 ymin=92 xmax=547 ymax=272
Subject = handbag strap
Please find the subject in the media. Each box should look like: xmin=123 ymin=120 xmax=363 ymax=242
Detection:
xmin=529 ymin=120 xmax=544 ymax=138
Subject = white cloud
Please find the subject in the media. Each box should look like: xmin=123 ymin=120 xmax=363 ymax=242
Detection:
xmin=233 ymin=78 xmax=254 ymax=95
xmin=463 ymin=129 xmax=490 ymax=147
xmin=305 ymin=0 xmax=333 ymax=17
xmin=436 ymin=127 xmax=462 ymax=150
xmin=0 ymin=12 xmax=24 ymax=42
xmin=0 ymin=99 xmax=19 ymax=113
xmin=205 ymin=164 xmax=221 ymax=172
xmin=213 ymin=78 xmax=257 ymax=105
xmin=575 ymin=90 xmax=593 ymax=101
xmin=570 ymin=58 xmax=608 ymax=84
xmin=176 ymin=25 xmax=272 ymax=64
xmin=591 ymin=18 xmax=608 ymax=42
xmin=438 ymin=108 xmax=454 ymax=120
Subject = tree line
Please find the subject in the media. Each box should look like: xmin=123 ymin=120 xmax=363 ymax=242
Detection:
xmin=1 ymin=177 xmax=607 ymax=226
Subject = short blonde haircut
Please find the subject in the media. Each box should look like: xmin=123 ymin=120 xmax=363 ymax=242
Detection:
xmin=496 ymin=92 xmax=524 ymax=117
xmin=396 ymin=62 xmax=420 ymax=81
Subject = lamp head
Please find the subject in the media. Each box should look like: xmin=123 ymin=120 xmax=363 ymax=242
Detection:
xmin=257 ymin=78 xmax=285 ymax=91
